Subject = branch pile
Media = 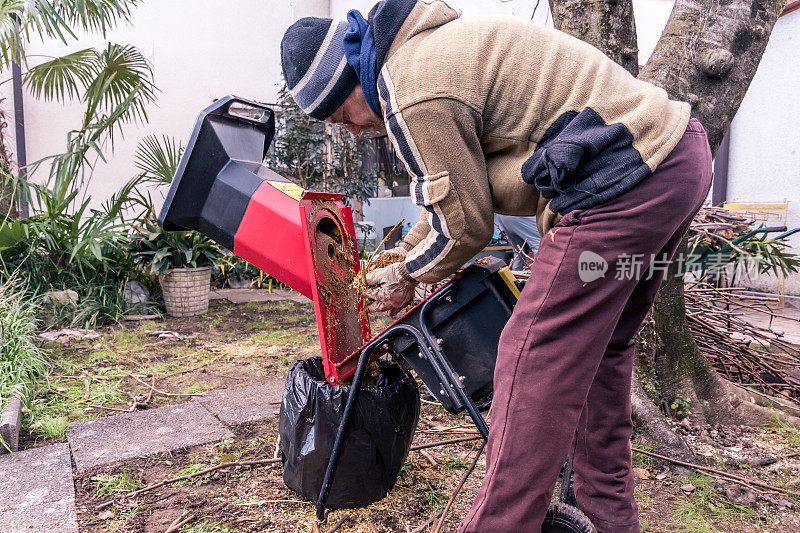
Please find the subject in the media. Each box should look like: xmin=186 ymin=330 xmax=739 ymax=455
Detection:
xmin=686 ymin=283 xmax=800 ymax=402
xmin=687 ymin=206 xmax=754 ymax=252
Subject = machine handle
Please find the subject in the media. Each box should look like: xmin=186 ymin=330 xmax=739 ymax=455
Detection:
xmin=217 ymin=96 xmax=274 ymax=126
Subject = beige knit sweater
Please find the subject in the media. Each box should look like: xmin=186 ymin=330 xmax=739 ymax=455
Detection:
xmin=378 ymin=0 xmax=690 ymax=283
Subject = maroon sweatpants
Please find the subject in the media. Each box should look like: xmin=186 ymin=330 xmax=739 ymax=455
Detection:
xmin=459 ymin=119 xmax=713 ymax=533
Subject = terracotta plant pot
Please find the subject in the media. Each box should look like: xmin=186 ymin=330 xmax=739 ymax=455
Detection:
xmin=159 ymin=267 xmax=212 ymax=317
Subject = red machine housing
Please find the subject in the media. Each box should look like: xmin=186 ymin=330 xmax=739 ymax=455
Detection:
xmin=234 ymin=182 xmax=371 ymax=384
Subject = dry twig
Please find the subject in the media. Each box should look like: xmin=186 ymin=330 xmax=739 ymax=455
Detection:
xmin=432 ymin=440 xmax=487 ymax=533
xmin=96 ymin=458 xmax=282 ymax=510
xmin=409 ymin=435 xmax=483 ymax=451
xmin=121 ymin=370 xmax=205 ymax=397
xmin=164 ymin=510 xmax=196 ymax=533
xmin=325 ymin=514 xmax=349 ymax=533
xmin=411 ymin=510 xmax=443 ymax=533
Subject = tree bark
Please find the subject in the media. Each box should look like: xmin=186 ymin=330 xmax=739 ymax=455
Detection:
xmin=549 ymin=0 xmax=796 ymax=437
xmin=639 ymin=0 xmax=785 ymax=152
xmin=548 ymin=0 xmax=640 ymax=76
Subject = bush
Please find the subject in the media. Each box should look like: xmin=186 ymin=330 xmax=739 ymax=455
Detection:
xmin=0 ymin=281 xmax=46 ymax=425
xmin=127 ymin=218 xmax=223 ymax=276
xmin=212 ymin=253 xmax=285 ymax=290
xmin=0 ymin=38 xmax=158 ymax=327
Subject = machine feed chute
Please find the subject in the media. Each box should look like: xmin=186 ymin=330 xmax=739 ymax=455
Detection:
xmin=158 ymin=95 xmax=371 ymax=384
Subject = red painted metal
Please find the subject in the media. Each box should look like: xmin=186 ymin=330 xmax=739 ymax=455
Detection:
xmin=233 ymin=182 xmax=371 ymax=385
xmin=234 ymin=181 xmax=314 ymax=298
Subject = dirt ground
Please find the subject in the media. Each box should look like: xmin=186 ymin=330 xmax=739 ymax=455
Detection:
xmin=30 ymin=298 xmax=800 ymax=532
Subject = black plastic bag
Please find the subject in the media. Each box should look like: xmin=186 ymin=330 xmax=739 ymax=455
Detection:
xmin=279 ymin=357 xmax=420 ymax=509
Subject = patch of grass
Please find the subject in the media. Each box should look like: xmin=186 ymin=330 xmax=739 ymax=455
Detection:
xmin=180 ymin=521 xmax=237 ymax=533
xmin=206 ymin=314 xmax=225 ymax=327
xmin=634 ymin=490 xmax=652 ymax=506
xmin=92 ymin=471 xmax=141 ymax=496
xmin=0 ymin=282 xmax=46 ymax=415
xmin=136 ymin=319 xmax=163 ymax=331
xmin=244 ymin=320 xmax=269 ymax=332
xmin=181 ymin=383 xmax=209 ymax=395
xmin=423 ymin=482 xmax=445 ymax=508
xmin=279 ymin=355 xmax=291 ymax=367
xmin=51 ymin=356 xmax=81 ymax=375
xmin=214 ymin=438 xmax=235 ymax=451
xmin=442 ymin=457 xmax=471 ymax=470
xmin=108 ymin=328 xmax=143 ymax=351
xmin=146 ymin=360 xmax=181 ymax=375
xmin=252 ymin=328 xmax=312 ymax=347
xmin=708 ymin=450 xmax=726 ymax=469
xmin=632 ymin=444 xmax=654 ymax=470
xmin=672 ymin=474 xmax=762 ymax=532
xmin=32 ymin=415 xmax=68 ymax=439
xmin=172 ymin=464 xmax=214 ymax=486
xmin=86 ymin=347 xmax=111 ymax=362
xmin=88 ymin=381 xmax=128 ymax=405
xmin=774 ymin=415 xmax=800 ymax=447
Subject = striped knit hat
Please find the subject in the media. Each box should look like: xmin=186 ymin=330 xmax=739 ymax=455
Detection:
xmin=281 ymin=17 xmax=358 ymax=120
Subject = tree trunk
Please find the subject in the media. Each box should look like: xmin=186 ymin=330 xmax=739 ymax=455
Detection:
xmin=548 ymin=0 xmax=796 ymax=445
xmin=639 ymin=0 xmax=790 ymax=427
xmin=548 ymin=0 xmax=640 ymax=76
xmin=639 ymin=0 xmax=785 ymax=152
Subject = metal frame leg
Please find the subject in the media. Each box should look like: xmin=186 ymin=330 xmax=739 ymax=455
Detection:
xmin=559 ymin=458 xmax=574 ymax=504
xmin=420 ymin=284 xmax=577 ymax=505
xmin=315 ymin=340 xmax=374 ymax=520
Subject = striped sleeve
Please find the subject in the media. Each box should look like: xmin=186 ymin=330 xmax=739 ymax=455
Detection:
xmin=403 ymin=209 xmax=430 ymax=251
xmin=378 ymin=69 xmax=494 ymax=283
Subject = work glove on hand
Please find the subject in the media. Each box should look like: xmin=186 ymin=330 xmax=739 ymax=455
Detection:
xmin=374 ymin=246 xmax=407 ymax=261
xmin=364 ymin=261 xmax=418 ymax=316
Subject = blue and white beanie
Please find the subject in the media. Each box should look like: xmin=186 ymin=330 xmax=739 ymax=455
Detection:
xmin=281 ymin=17 xmax=358 ymax=120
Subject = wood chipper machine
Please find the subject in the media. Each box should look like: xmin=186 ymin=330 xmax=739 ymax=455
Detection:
xmin=158 ymin=96 xmax=596 ymax=533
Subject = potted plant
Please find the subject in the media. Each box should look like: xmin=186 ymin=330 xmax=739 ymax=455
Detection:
xmin=128 ymin=218 xmax=223 ymax=317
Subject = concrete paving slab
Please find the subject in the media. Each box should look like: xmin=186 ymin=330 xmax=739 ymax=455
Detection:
xmin=0 ymin=443 xmax=74 ymax=508
xmin=67 ymin=401 xmax=233 ymax=472
xmin=0 ymin=499 xmax=78 ymax=532
xmin=198 ymin=381 xmax=285 ymax=425
xmin=210 ymin=288 xmax=310 ymax=304
xmin=0 ymin=443 xmax=78 ymax=532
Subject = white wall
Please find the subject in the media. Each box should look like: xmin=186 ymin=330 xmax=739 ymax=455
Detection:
xmin=331 ymin=0 xmax=550 ymax=24
xmin=726 ymin=10 xmax=800 ymax=294
xmin=2 ymin=0 xmax=327 ymax=213
xmin=633 ymin=0 xmax=674 ymax=64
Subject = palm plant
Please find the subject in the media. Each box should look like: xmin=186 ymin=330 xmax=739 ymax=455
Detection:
xmin=0 ymin=1 xmax=137 ymax=68
xmin=126 ymin=135 xmax=222 ymax=274
xmin=0 ymin=1 xmax=159 ymax=325
xmin=0 ymin=41 xmax=155 ymax=269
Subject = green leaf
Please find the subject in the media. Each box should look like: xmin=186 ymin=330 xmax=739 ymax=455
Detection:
xmin=135 ymin=135 xmax=183 ymax=185
xmin=24 ymin=48 xmax=100 ymax=101
xmin=83 ymin=43 xmax=155 ymax=127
